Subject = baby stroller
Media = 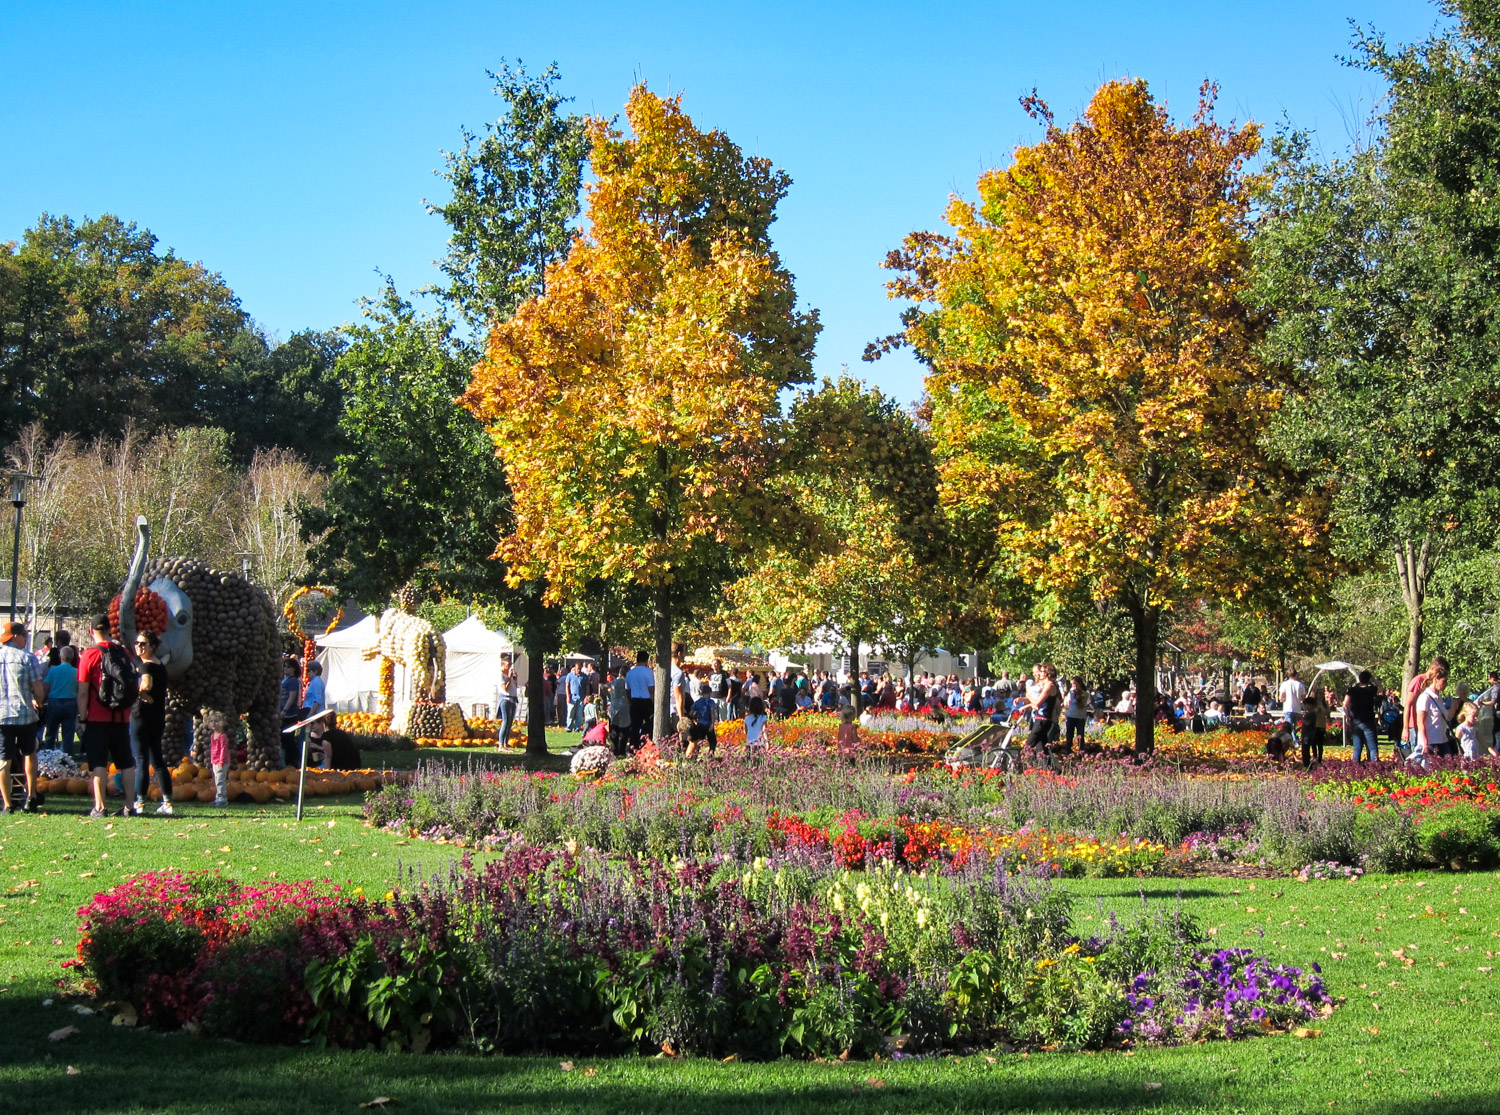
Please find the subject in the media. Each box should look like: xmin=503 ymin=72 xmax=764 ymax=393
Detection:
xmin=944 ymin=709 xmax=1056 ymax=773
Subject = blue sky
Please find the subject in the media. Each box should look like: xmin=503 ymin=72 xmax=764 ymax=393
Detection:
xmin=0 ymin=1 xmax=1443 ymax=403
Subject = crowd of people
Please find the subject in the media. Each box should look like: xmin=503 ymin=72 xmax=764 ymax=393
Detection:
xmin=5 ymin=614 xmax=1495 ymax=810
xmin=525 ymin=649 xmax=1500 ymax=769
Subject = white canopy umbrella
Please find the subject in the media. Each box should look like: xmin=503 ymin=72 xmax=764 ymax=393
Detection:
xmin=1308 ymin=660 xmax=1364 ymax=695
xmin=443 ymin=615 xmax=525 ymax=719
xmin=314 ymin=615 xmax=381 ymax=711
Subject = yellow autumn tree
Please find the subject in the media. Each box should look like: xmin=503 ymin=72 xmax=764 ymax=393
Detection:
xmin=462 ymin=86 xmax=819 ymax=738
xmin=882 ymin=79 xmax=1330 ymax=751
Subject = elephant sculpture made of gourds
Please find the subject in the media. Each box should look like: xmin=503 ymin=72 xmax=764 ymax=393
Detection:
xmin=116 ymin=516 xmax=283 ymax=769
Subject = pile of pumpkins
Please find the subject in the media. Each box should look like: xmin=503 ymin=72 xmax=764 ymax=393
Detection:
xmin=36 ymin=764 xmax=391 ymax=802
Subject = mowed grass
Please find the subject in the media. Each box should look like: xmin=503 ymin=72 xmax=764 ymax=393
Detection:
xmin=0 ymin=790 xmax=1497 ymax=1114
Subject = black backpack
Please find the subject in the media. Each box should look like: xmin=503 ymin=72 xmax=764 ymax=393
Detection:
xmin=97 ymin=643 xmax=139 ymax=711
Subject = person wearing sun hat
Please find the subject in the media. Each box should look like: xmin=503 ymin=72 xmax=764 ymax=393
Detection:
xmin=0 ymin=619 xmax=47 ymax=813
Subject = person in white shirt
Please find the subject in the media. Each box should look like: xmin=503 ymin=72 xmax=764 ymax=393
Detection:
xmin=1278 ymin=670 xmax=1305 ymax=724
xmin=670 ymin=647 xmax=690 ymax=718
xmin=1413 ymin=662 xmax=1451 ymax=765
xmin=625 ymin=652 xmax=656 ymax=744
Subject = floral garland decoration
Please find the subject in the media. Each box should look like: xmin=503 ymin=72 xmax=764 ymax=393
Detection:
xmin=283 ymin=587 xmax=344 ymax=702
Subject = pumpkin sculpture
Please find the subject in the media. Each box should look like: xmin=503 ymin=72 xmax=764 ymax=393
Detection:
xmin=116 ymin=517 xmax=282 ymax=769
xmin=362 ymin=586 xmax=446 ymax=717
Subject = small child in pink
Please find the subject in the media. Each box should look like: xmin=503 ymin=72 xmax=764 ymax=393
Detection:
xmin=208 ymin=713 xmax=231 ymax=807
xmin=836 ymin=709 xmax=859 ymax=761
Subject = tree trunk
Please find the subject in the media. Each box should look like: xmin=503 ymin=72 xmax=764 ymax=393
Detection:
xmin=1127 ymin=596 xmax=1160 ymax=754
xmin=652 ymin=582 xmax=672 ymax=742
xmin=523 ymin=636 xmax=547 ymax=757
xmin=1394 ymin=534 xmax=1433 ymax=691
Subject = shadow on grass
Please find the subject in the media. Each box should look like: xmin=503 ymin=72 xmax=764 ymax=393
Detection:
xmin=0 ymin=991 xmax=1492 ymax=1115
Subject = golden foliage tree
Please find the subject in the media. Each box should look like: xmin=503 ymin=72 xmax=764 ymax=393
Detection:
xmin=882 ymin=80 xmax=1329 ymax=750
xmin=462 ymin=86 xmax=819 ymax=737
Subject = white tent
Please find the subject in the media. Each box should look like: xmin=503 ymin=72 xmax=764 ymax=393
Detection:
xmin=315 ymin=615 xmax=382 ymax=712
xmin=443 ymin=616 xmax=526 ymax=719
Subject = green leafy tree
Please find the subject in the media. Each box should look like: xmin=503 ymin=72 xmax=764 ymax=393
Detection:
xmin=0 ymin=214 xmax=247 ymax=443
xmin=1254 ymin=79 xmax=1500 ymax=687
xmin=213 ymin=326 xmax=349 ymax=467
xmin=426 ymin=61 xmax=589 ymax=333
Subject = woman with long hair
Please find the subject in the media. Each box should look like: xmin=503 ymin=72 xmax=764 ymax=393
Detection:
xmin=127 ymin=631 xmax=173 ymax=815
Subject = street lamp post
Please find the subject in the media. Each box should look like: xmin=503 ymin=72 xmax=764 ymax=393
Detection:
xmin=236 ymin=551 xmax=253 ymax=584
xmin=6 ymin=472 xmax=38 ymax=622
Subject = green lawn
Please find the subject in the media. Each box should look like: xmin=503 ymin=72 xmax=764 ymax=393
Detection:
xmin=1 ymin=792 xmax=1497 ymax=1113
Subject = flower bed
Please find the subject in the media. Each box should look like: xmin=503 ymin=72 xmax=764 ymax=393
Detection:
xmin=72 ymin=854 xmax=1331 ymax=1057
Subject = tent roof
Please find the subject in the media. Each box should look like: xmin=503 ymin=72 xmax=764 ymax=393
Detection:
xmin=1314 ymin=660 xmax=1363 ymax=673
xmin=442 ymin=615 xmax=515 ymax=654
xmin=316 ymin=614 xmax=377 ymax=649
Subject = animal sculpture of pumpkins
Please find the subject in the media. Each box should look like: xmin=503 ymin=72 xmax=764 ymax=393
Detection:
xmin=115 ymin=517 xmax=282 ymax=769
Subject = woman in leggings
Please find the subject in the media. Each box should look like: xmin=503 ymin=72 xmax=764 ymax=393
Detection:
xmin=128 ymin=631 xmax=174 ymax=815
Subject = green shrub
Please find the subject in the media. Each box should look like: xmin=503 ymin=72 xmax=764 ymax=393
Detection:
xmin=1415 ymin=804 xmax=1500 ymax=870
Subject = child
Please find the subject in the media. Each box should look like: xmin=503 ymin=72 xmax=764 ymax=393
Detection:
xmin=744 ymin=696 xmax=768 ymax=749
xmin=836 ymin=707 xmax=859 ymax=760
xmin=1264 ymin=723 xmax=1295 ymax=766
xmin=689 ymin=688 xmax=719 ymax=757
xmin=207 ymin=713 xmax=231 ymax=807
xmin=581 ymin=716 xmax=609 ymax=747
xmin=1457 ymin=701 xmax=1479 ymax=759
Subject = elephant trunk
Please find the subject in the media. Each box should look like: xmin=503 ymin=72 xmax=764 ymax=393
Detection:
xmin=119 ymin=515 xmax=149 ymax=655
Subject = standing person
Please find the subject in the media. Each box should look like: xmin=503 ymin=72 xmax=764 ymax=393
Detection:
xmin=836 ymin=707 xmax=859 ymax=760
xmin=1299 ymin=687 xmax=1328 ymax=768
xmin=670 ymin=646 xmax=691 ymax=720
xmin=127 ymin=631 xmax=173 ymax=815
xmin=626 ymin=652 xmax=655 ymax=743
xmin=708 ymin=659 xmax=726 ymax=720
xmin=1412 ymin=660 xmax=1451 ymax=766
xmin=496 ymin=656 xmax=520 ymax=750
xmin=1024 ymin=666 xmax=1059 ymax=754
xmin=996 ymin=671 xmax=1014 ymax=710
xmin=302 ymin=662 xmax=327 ymax=767
xmin=1240 ymin=677 xmax=1263 ymax=717
xmin=1063 ymin=677 xmax=1089 ymax=753
xmin=1456 ymin=701 xmax=1480 ymax=759
xmin=607 ymin=674 xmax=632 ymax=755
xmin=563 ymin=663 xmax=586 ymax=732
xmin=0 ymin=620 xmax=46 ymax=814
xmin=744 ymin=694 xmax=769 ymax=750
xmin=552 ymin=666 xmax=568 ymax=728
xmin=43 ymin=644 xmax=79 ymax=756
xmin=688 ymin=686 xmax=719 ymax=757
xmin=1343 ymin=669 xmax=1380 ymax=762
xmin=77 ymin=614 xmax=137 ymax=818
xmin=1401 ymin=660 xmax=1439 ymax=758
xmin=1277 ymin=669 xmax=1305 ymax=726
xmin=726 ymin=668 xmax=744 ymax=720
xmin=279 ymin=659 xmax=302 ymax=767
xmin=819 ymin=671 xmax=838 ymax=712
xmin=781 ymin=670 xmax=801 ymax=719
xmin=207 ymin=712 xmax=232 ymax=806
